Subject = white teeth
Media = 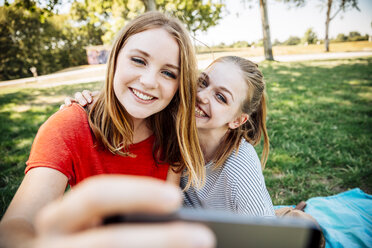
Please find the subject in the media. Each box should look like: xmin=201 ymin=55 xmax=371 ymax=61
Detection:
xmin=195 ymin=106 xmax=207 ymax=117
xmin=132 ymin=89 xmax=154 ymax=101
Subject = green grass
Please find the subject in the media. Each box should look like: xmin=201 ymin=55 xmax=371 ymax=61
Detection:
xmin=0 ymin=82 xmax=102 ymax=215
xmin=259 ymin=57 xmax=372 ymax=205
xmin=1 ymin=57 xmax=371 ymax=217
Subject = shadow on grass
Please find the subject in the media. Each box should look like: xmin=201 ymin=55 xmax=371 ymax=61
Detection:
xmin=260 ymin=57 xmax=372 ymax=204
xmin=0 ymin=82 xmax=102 ymax=216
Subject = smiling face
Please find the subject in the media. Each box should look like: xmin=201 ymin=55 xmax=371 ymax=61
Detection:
xmin=195 ymin=61 xmax=249 ymax=133
xmin=113 ymin=28 xmax=180 ymax=121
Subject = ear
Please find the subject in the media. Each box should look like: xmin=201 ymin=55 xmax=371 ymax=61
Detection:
xmin=228 ymin=113 xmax=249 ymax=130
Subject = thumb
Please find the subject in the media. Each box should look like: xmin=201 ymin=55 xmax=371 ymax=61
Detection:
xmin=35 ymin=175 xmax=182 ymax=235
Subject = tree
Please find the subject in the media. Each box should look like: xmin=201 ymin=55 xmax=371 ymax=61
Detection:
xmin=335 ymin=33 xmax=348 ymax=42
xmin=0 ymin=1 xmax=90 ymax=80
xmin=259 ymin=0 xmax=274 ymax=60
xmin=69 ymin=0 xmax=224 ymax=44
xmin=7 ymin=0 xmax=224 ymax=45
xmin=157 ymin=1 xmax=224 ymax=37
xmin=282 ymin=0 xmax=359 ymax=52
xmin=1 ymin=0 xmax=225 ymax=80
xmin=347 ymin=31 xmax=368 ymax=41
xmin=283 ymin=36 xmax=301 ymax=45
xmin=302 ymin=28 xmax=318 ymax=44
xmin=143 ymin=0 xmax=156 ymax=11
xmin=240 ymin=0 xmax=274 ymax=60
xmin=324 ymin=0 xmax=360 ymax=51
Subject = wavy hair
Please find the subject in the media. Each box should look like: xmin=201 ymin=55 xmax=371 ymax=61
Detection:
xmin=88 ymin=12 xmax=205 ymax=188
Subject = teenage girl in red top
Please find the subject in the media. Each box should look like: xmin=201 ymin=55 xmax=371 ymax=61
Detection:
xmin=0 ymin=12 xmax=215 ymax=248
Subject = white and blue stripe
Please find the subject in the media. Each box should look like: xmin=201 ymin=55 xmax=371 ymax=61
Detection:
xmin=181 ymin=138 xmax=275 ymax=217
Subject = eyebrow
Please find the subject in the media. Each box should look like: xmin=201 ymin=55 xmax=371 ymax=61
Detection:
xmin=131 ymin=49 xmax=150 ymax=57
xmin=201 ymin=72 xmax=234 ymax=101
xmin=219 ymin=86 xmax=234 ymax=101
xmin=131 ymin=49 xmax=179 ymax=71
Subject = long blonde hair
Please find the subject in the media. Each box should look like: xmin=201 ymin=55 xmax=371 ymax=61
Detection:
xmin=212 ymin=56 xmax=269 ymax=169
xmin=88 ymin=12 xmax=205 ymax=188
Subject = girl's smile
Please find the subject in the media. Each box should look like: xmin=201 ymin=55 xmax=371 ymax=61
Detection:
xmin=130 ymin=87 xmax=157 ymax=102
xmin=195 ymin=105 xmax=209 ymax=118
xmin=195 ymin=61 xmax=248 ymax=132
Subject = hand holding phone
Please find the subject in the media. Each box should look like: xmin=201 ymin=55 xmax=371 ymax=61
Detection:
xmin=104 ymin=207 xmax=321 ymax=248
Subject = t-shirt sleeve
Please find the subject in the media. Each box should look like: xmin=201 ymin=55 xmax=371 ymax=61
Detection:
xmin=230 ymin=144 xmax=275 ymax=217
xmin=25 ymin=105 xmax=85 ymax=182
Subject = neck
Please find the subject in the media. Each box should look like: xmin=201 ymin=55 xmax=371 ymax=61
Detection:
xmin=198 ymin=127 xmax=227 ymax=163
xmin=132 ymin=118 xmax=153 ymax=144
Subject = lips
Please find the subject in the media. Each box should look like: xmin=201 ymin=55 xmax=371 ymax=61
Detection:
xmin=195 ymin=105 xmax=208 ymax=118
xmin=130 ymin=88 xmax=157 ymax=101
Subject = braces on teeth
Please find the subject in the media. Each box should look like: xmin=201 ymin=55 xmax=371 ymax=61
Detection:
xmin=195 ymin=107 xmax=206 ymax=117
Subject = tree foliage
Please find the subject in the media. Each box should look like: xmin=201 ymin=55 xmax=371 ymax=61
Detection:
xmin=334 ymin=31 xmax=369 ymax=42
xmin=69 ymin=0 xmax=225 ymax=43
xmin=1 ymin=0 xmax=225 ymax=80
xmin=283 ymin=36 xmax=301 ymax=45
xmin=0 ymin=1 xmax=92 ymax=80
xmin=157 ymin=0 xmax=224 ymax=35
xmin=302 ymin=28 xmax=318 ymax=44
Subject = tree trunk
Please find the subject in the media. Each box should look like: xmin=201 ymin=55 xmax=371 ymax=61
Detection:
xmin=259 ymin=0 xmax=274 ymax=60
xmin=142 ymin=0 xmax=156 ymax=12
xmin=325 ymin=0 xmax=333 ymax=52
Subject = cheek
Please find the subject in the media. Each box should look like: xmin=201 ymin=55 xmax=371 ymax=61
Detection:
xmin=215 ymin=104 xmax=237 ymax=122
xmin=113 ymin=68 xmax=136 ymax=89
xmin=163 ymin=81 xmax=179 ymax=101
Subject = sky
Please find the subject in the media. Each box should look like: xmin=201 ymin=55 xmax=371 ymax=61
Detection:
xmin=196 ymin=0 xmax=372 ymax=46
xmin=1 ymin=0 xmax=370 ymax=46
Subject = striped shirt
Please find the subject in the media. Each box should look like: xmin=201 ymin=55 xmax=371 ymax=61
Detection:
xmin=181 ymin=138 xmax=275 ymax=217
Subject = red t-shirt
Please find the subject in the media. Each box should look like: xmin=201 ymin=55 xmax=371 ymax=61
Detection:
xmin=25 ymin=104 xmax=169 ymax=186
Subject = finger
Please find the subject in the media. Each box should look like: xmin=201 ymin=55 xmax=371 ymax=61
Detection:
xmin=64 ymin=97 xmax=73 ymax=106
xmin=36 ymin=175 xmax=182 ymax=235
xmin=60 ymin=104 xmax=65 ymax=110
xmin=37 ymin=223 xmax=215 ymax=248
xmin=92 ymin=91 xmax=100 ymax=97
xmin=74 ymin=92 xmax=87 ymax=106
xmin=82 ymin=90 xmax=92 ymax=103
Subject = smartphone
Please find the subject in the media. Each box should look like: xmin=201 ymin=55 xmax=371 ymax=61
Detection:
xmin=103 ymin=208 xmax=321 ymax=248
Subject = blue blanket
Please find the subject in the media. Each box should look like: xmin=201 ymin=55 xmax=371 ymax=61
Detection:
xmin=275 ymin=188 xmax=372 ymax=248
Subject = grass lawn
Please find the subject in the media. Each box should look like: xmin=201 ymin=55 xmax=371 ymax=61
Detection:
xmin=1 ymin=57 xmax=371 ymax=216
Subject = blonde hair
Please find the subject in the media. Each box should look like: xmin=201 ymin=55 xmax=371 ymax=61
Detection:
xmin=211 ymin=56 xmax=269 ymax=169
xmin=88 ymin=11 xmax=205 ymax=188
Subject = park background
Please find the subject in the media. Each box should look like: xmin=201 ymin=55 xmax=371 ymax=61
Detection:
xmin=0 ymin=0 xmax=371 ymax=217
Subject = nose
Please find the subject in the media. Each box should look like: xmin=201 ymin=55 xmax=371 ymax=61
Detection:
xmin=140 ymin=69 xmax=158 ymax=89
xmin=197 ymin=88 xmax=210 ymax=104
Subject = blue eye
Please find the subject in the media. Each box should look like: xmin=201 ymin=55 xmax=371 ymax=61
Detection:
xmin=131 ymin=57 xmax=145 ymax=65
xmin=162 ymin=70 xmax=177 ymax=79
xmin=216 ymin=93 xmax=227 ymax=103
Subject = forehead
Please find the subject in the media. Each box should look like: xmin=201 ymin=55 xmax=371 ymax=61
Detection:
xmin=205 ymin=61 xmax=248 ymax=101
xmin=123 ymin=28 xmax=180 ymax=66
